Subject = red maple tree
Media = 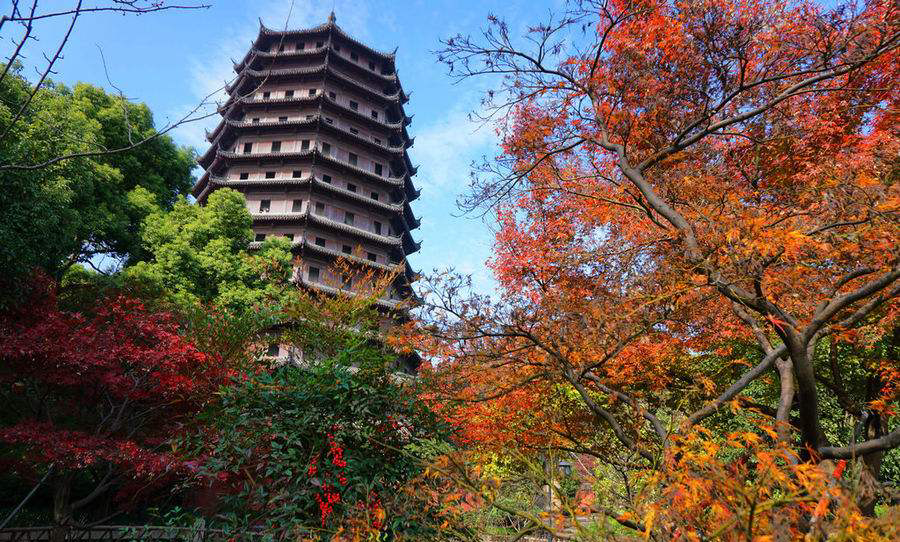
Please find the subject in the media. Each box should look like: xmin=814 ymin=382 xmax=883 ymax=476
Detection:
xmin=0 ymin=277 xmax=226 ymax=530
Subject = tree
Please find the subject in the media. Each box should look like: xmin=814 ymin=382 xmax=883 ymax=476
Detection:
xmin=407 ymin=0 xmax=899 ymax=538
xmin=0 ymin=1 xmax=211 ymax=172
xmin=0 ymin=276 xmax=227 ymax=535
xmin=0 ymin=68 xmax=195 ymax=300
xmin=124 ymin=188 xmax=294 ymax=314
xmin=178 ymin=290 xmax=463 ymax=541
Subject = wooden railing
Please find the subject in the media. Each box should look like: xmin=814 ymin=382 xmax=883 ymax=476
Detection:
xmin=0 ymin=526 xmax=261 ymax=541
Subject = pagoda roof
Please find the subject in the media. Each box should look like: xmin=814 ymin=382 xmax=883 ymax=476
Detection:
xmin=252 ymin=13 xmax=397 ymax=64
xmin=192 ymin=147 xmax=421 ymax=201
xmin=199 ymin=174 xmax=420 ymax=233
xmin=296 ymin=239 xmax=420 ymax=284
xmin=226 ymin=63 xmax=407 ymax=105
xmin=193 ymin=148 xmax=421 ymax=205
xmin=210 ymin=93 xmax=411 ymax=140
xmin=219 ymin=116 xmax=409 ymax=156
xmin=249 ymin=207 xmax=402 ymax=247
xmin=236 ymin=45 xmax=399 ymax=86
xmin=293 ymin=276 xmax=407 ymax=311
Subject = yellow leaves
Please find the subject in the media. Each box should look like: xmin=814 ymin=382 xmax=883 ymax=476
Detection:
xmin=642 ymin=507 xmax=656 ymax=540
xmin=854 ymin=173 xmax=880 ymax=188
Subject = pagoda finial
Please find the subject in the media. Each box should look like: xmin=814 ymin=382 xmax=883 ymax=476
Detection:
xmin=328 ymin=11 xmax=336 ymax=24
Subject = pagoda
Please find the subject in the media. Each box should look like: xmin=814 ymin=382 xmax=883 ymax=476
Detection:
xmin=192 ymin=13 xmax=421 ymax=329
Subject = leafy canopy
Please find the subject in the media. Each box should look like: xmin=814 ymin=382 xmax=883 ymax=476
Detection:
xmin=125 ymin=188 xmax=294 ymax=313
xmin=0 ymin=65 xmax=194 ymax=296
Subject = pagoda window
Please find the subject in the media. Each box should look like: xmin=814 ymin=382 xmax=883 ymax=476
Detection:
xmin=368 ymin=61 xmax=375 ymax=70
xmin=324 ymin=117 xmax=334 ymax=124
xmin=349 ymin=127 xmax=358 ymax=135
xmin=367 ymin=252 xmax=377 ymax=262
xmin=342 ymin=245 xmax=352 ymax=255
xmin=329 ymin=91 xmax=337 ymax=100
xmin=344 ymin=212 xmax=355 ymax=226
xmin=316 ymin=41 xmax=323 ymax=48
xmin=315 ymin=237 xmax=326 ymax=247
xmin=308 ymin=88 xmax=316 ymax=97
xmin=371 ymin=110 xmax=378 ymax=119
xmin=349 ymin=101 xmax=358 ymax=111
xmin=270 ymin=141 xmax=282 ymax=152
xmin=342 ymin=274 xmax=352 ymax=288
xmin=266 ymin=343 xmax=279 ymax=356
xmin=373 ymin=221 xmax=382 ymax=235
xmin=259 ymin=200 xmax=271 ymax=212
xmin=301 ymin=140 xmax=310 ymax=150
xmin=374 ymin=163 xmax=383 ymax=176
xmin=315 ymin=202 xmax=325 ymax=215
xmin=347 ymin=183 xmax=357 ymax=193
xmin=278 ymin=44 xmax=285 ymax=52
xmin=239 ymin=172 xmax=249 ymax=180
xmin=370 ymin=192 xmax=379 ymax=201
xmin=263 ymin=91 xmax=271 ymax=99
xmin=265 ymin=171 xmax=276 ymax=179
xmin=349 ymin=153 xmax=358 ymax=166
xmin=334 ymin=44 xmax=341 ymax=52
xmin=252 ymin=117 xmax=260 ymax=124
xmin=285 ymin=233 xmax=294 ymax=241
xmin=373 ymin=137 xmax=382 ymax=145
xmin=322 ymin=174 xmax=332 ymax=184
xmin=255 ymin=233 xmax=266 ymax=242
xmin=292 ymin=199 xmax=303 ymax=212
xmin=351 ymin=51 xmax=358 ymax=61
xmin=308 ymin=266 xmax=320 ymax=282
xmin=279 ymin=116 xmax=288 ymax=122
xmin=322 ymin=142 xmax=332 ymax=155
xmin=285 ymin=90 xmax=294 ymax=98
xmin=292 ymin=170 xmax=302 ymax=178
xmin=299 ymin=42 xmax=305 ymax=50
xmin=243 ymin=142 xmax=253 ymax=154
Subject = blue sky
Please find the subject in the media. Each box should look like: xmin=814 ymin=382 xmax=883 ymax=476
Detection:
xmin=3 ymin=0 xmax=564 ymax=293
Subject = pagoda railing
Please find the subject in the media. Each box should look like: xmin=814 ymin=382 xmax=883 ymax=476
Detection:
xmin=222 ymin=116 xmax=408 ymax=155
xmin=217 ymin=94 xmax=408 ymax=133
xmin=235 ymin=43 xmax=329 ymax=70
xmin=300 ymin=239 xmax=404 ymax=273
xmin=294 ymin=277 xmax=403 ymax=310
xmin=310 ymin=178 xmax=404 ymax=212
xmin=247 ymin=238 xmax=404 ymax=274
xmin=250 ymin=209 xmax=403 ymax=247
xmin=215 ymin=148 xmax=408 ymax=187
xmin=240 ymin=45 xmax=399 ymax=84
xmin=230 ymin=64 xmax=402 ymax=104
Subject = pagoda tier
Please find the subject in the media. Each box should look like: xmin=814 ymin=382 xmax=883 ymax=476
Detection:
xmin=193 ymin=13 xmax=422 ymax=313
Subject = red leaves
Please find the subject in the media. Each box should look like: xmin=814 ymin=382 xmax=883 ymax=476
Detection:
xmin=0 ymin=281 xmax=220 ymax=406
xmin=0 ymin=277 xmax=223 ymax=488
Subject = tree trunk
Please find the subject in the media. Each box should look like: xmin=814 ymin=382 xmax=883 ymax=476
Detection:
xmin=51 ymin=473 xmax=73 ymax=542
xmin=859 ymin=415 xmax=886 ymax=516
xmin=773 ymin=356 xmax=796 ymax=542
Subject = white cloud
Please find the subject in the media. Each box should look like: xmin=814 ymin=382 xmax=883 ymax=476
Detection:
xmin=410 ymin=108 xmax=497 ymax=193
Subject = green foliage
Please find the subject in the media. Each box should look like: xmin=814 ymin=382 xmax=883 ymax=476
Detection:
xmin=125 ymin=188 xmax=294 ymax=314
xmin=0 ymin=64 xmax=194 ymax=302
xmin=191 ymin=358 xmax=454 ymax=540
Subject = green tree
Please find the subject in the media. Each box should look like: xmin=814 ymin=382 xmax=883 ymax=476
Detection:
xmin=125 ymin=188 xmax=294 ymax=313
xmin=0 ymin=65 xmax=194 ymax=301
xmin=180 ymin=291 xmax=462 ymax=541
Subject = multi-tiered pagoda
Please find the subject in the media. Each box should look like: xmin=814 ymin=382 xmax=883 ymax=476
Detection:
xmin=192 ymin=13 xmax=421 ymax=326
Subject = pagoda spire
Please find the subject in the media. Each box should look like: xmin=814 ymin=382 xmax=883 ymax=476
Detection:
xmin=328 ymin=11 xmax=336 ymax=24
